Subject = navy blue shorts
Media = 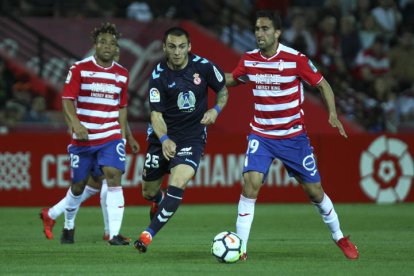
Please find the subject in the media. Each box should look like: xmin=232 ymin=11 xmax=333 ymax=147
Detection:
xmin=243 ymin=133 xmax=320 ymax=183
xmin=142 ymin=141 xmax=205 ymax=182
xmin=68 ymin=139 xmax=126 ymax=183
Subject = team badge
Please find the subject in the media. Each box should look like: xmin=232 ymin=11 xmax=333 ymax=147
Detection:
xmin=149 ymin=88 xmax=160 ymax=103
xmin=177 ymin=91 xmax=196 ymax=112
xmin=278 ymin=60 xmax=284 ymax=71
xmin=193 ymin=73 xmax=201 ymax=85
xmin=115 ymin=73 xmax=120 ymax=82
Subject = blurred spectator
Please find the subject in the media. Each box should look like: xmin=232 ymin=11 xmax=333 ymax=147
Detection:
xmin=371 ymin=0 xmax=402 ymax=40
xmin=358 ymin=14 xmax=381 ymax=49
xmin=368 ymin=77 xmax=398 ymax=132
xmin=10 ymin=73 xmax=32 ymax=111
xmin=1 ymin=101 xmax=26 ymax=128
xmin=282 ymin=10 xmax=316 ymax=57
xmin=400 ymin=0 xmax=414 ymax=27
xmin=397 ymin=83 xmax=414 ymax=125
xmin=151 ymin=0 xmax=203 ymax=21
xmin=319 ymin=0 xmax=343 ymax=20
xmin=126 ymin=1 xmax=153 ymax=22
xmin=315 ymin=15 xmax=346 ymax=76
xmin=80 ymin=0 xmax=115 ymax=18
xmin=339 ymin=15 xmax=361 ymax=70
xmin=0 ymin=58 xmax=17 ymax=108
xmin=22 ymin=96 xmax=50 ymax=123
xmin=352 ymin=0 xmax=373 ymax=23
xmin=220 ymin=9 xmax=256 ymax=53
xmin=388 ymin=28 xmax=414 ymax=89
xmin=354 ymin=35 xmax=390 ymax=86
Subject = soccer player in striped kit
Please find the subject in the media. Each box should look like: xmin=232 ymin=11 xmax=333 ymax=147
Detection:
xmin=40 ymin=45 xmax=138 ymax=244
xmin=225 ymin=10 xmax=359 ymax=260
xmin=60 ymin=22 xmax=130 ymax=245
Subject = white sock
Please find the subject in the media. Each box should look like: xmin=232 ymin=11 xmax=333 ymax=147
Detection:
xmin=48 ymin=196 xmax=67 ymax=220
xmin=48 ymin=185 xmax=99 ymax=220
xmin=236 ymin=194 xmax=256 ymax=253
xmin=100 ymin=180 xmax=109 ymax=235
xmin=64 ymin=189 xmax=82 ymax=230
xmin=106 ymin=186 xmax=125 ymax=239
xmin=81 ymin=185 xmax=99 ymax=202
xmin=313 ymin=193 xmax=344 ymax=242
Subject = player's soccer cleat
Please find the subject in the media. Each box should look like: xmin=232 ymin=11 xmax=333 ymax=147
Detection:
xmin=104 ymin=233 xmax=131 ymax=242
xmin=133 ymin=231 xmax=152 ymax=253
xmin=39 ymin=208 xmax=55 ymax=240
xmin=239 ymin=252 xmax=248 ymax=261
xmin=108 ymin=234 xmax=131 ymax=245
xmin=61 ymin=228 xmax=75 ymax=244
xmin=149 ymin=191 xmax=165 ymax=220
xmin=336 ymin=236 xmax=359 ymax=260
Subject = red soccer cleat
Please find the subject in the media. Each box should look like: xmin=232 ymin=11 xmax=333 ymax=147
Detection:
xmin=133 ymin=231 xmax=152 ymax=253
xmin=40 ymin=208 xmax=55 ymax=240
xmin=336 ymin=236 xmax=359 ymax=260
xmin=239 ymin=252 xmax=248 ymax=261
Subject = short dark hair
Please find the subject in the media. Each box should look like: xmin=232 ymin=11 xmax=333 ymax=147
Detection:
xmin=256 ymin=10 xmax=282 ymax=30
xmin=163 ymin=27 xmax=190 ymax=43
xmin=92 ymin=22 xmax=121 ymax=43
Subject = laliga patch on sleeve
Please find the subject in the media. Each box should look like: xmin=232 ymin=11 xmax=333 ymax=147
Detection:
xmin=149 ymin=88 xmax=160 ymax=103
xmin=65 ymin=70 xmax=72 ymax=84
xmin=308 ymin=60 xmax=318 ymax=73
xmin=213 ymin=65 xmax=224 ymax=82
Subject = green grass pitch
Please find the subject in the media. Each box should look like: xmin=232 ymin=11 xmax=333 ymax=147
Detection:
xmin=1 ymin=204 xmax=413 ymax=275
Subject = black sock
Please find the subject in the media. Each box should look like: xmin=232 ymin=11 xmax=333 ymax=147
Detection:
xmin=146 ymin=186 xmax=184 ymax=238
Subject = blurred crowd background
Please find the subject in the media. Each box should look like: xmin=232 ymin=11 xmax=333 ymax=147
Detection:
xmin=0 ymin=0 xmax=414 ymax=133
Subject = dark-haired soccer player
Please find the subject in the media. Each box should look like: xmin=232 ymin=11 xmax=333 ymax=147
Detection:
xmin=40 ymin=45 xmax=139 ymax=243
xmin=133 ymin=27 xmax=229 ymax=253
xmin=60 ymin=22 xmax=131 ymax=245
xmin=225 ymin=10 xmax=359 ymax=260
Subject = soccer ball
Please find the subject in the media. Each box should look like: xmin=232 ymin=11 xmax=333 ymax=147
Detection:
xmin=211 ymin=231 xmax=243 ymax=263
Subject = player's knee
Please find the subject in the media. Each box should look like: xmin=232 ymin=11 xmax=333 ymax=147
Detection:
xmin=104 ymin=174 xmax=122 ymax=187
xmin=87 ymin=176 xmax=101 ymax=190
xmin=71 ymin=182 xmax=86 ymax=196
xmin=142 ymin=188 xmax=157 ymax=200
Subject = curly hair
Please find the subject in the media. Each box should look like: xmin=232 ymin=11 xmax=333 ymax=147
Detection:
xmin=91 ymin=22 xmax=121 ymax=43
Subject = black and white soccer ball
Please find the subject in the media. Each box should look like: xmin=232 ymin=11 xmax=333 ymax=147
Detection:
xmin=211 ymin=231 xmax=243 ymax=263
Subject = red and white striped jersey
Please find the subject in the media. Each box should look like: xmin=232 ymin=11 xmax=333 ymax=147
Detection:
xmin=232 ymin=43 xmax=323 ymax=139
xmin=62 ymin=56 xmax=129 ymax=146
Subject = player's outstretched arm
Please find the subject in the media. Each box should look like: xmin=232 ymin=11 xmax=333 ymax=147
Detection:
xmin=201 ymin=87 xmax=229 ymax=125
xmin=316 ymin=78 xmax=348 ymax=138
xmin=62 ymin=99 xmax=88 ymax=141
xmin=125 ymin=122 xmax=140 ymax=153
xmin=151 ymin=111 xmax=176 ymax=160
